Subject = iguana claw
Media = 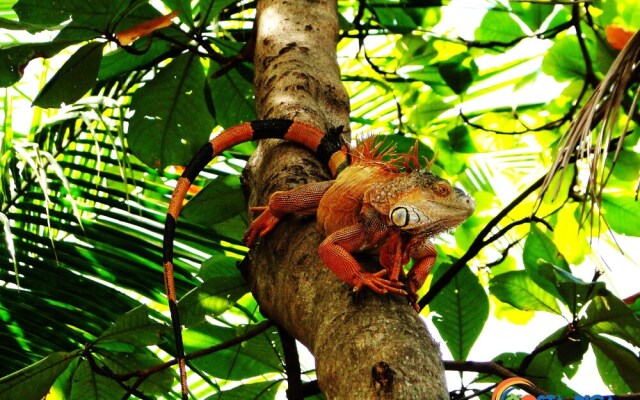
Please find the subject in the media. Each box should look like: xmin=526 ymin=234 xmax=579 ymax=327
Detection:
xmin=243 ymin=207 xmax=281 ymax=247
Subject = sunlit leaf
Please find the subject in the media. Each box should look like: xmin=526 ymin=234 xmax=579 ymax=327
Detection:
xmin=128 ymin=52 xmax=215 ymax=168
xmin=430 ymin=263 xmax=488 ymax=361
xmin=601 ymin=193 xmax=640 ymax=236
xmin=0 ymin=41 xmax=75 ymax=87
xmin=181 ymin=174 xmax=246 ymax=226
xmin=590 ymin=334 xmax=640 ymax=393
xmin=542 ymin=35 xmax=586 ymax=82
xmin=94 ymin=306 xmax=165 ymax=350
xmin=208 ymin=64 xmax=257 ymax=127
xmin=523 ymin=224 xmax=569 ymax=272
xmin=490 ymin=271 xmax=562 ymax=315
xmin=69 ymin=360 xmax=125 ymax=400
xmin=33 ymin=42 xmax=106 ymax=108
xmin=183 ymin=324 xmax=283 ymax=380
xmin=178 ymin=275 xmax=249 ymax=326
xmin=208 ymin=380 xmax=282 ymax=400
xmin=580 ymin=294 xmax=640 ymax=348
xmin=0 ymin=351 xmax=81 ymax=400
xmin=475 ymin=9 xmax=524 ymax=44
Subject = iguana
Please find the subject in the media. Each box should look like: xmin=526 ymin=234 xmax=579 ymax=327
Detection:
xmin=163 ymin=119 xmax=475 ymax=398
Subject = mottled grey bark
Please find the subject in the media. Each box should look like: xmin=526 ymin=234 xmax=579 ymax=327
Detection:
xmin=240 ymin=1 xmax=448 ymax=398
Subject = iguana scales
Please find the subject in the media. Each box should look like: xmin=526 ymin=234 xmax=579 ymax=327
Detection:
xmin=163 ymin=119 xmax=475 ymax=398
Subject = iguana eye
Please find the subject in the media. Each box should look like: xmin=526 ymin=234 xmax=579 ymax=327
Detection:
xmin=434 ymin=183 xmax=451 ymax=197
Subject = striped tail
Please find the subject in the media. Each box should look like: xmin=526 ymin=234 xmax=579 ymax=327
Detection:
xmin=162 ymin=119 xmax=349 ymax=398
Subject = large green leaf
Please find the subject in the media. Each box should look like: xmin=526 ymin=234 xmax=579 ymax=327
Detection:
xmin=430 ymin=263 xmax=488 ymax=361
xmin=0 ymin=351 xmax=81 ymax=400
xmin=178 ymin=275 xmax=249 ymax=327
xmin=207 ymin=380 xmax=282 ymax=400
xmin=523 ymin=327 xmax=580 ymax=396
xmin=475 ymin=9 xmax=525 ymax=43
xmin=33 ymin=42 xmax=106 ymax=108
xmin=183 ymin=324 xmax=283 ymax=380
xmin=0 ymin=41 xmax=76 ymax=87
xmin=542 ymin=35 xmax=587 ymax=82
xmin=601 ymin=193 xmax=640 ymax=236
xmin=490 ymin=271 xmax=562 ymax=315
xmin=208 ymin=63 xmax=256 ymax=127
xmin=579 ymin=294 xmax=640 ymax=348
xmin=68 ymin=360 xmax=126 ymax=400
xmin=128 ymin=52 xmax=215 ymax=168
xmin=535 ymin=261 xmax=608 ymax=315
xmin=181 ymin=175 xmax=246 ymax=226
xmin=589 ymin=334 xmax=640 ymax=393
xmin=99 ymin=350 xmax=175 ymax=395
xmin=94 ymin=306 xmax=166 ymax=350
xmin=523 ymin=224 xmax=569 ymax=272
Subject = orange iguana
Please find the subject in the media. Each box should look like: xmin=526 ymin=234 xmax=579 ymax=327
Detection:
xmin=163 ymin=119 xmax=475 ymax=398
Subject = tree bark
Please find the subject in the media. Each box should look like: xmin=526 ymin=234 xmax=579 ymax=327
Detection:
xmin=240 ymin=1 xmax=449 ymax=398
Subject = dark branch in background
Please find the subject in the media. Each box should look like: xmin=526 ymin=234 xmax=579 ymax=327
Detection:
xmin=444 ymin=360 xmax=549 ymax=397
xmin=459 ymin=20 xmax=574 ymax=50
xmin=278 ymin=325 xmax=304 ymax=400
xmin=484 ymin=237 xmax=524 ymax=268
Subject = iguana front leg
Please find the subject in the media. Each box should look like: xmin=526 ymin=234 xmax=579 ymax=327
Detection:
xmin=318 ymin=224 xmax=407 ymax=296
xmin=406 ymin=238 xmax=437 ymax=311
xmin=243 ymin=180 xmax=335 ymax=246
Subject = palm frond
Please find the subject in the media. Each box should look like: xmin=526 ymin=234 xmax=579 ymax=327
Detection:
xmin=539 ymin=28 xmax=640 ymax=223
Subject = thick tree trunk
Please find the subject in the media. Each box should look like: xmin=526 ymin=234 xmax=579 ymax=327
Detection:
xmin=241 ymin=1 xmax=449 ymax=398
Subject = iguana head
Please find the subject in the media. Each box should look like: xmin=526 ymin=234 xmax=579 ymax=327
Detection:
xmin=370 ymin=170 xmax=475 ymax=237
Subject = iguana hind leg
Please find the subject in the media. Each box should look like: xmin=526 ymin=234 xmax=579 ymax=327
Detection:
xmin=243 ymin=180 xmax=334 ymax=246
xmin=318 ymin=224 xmax=406 ymax=296
xmin=406 ymin=238 xmax=437 ymax=311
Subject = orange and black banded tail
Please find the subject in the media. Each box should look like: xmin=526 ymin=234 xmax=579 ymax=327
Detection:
xmin=162 ymin=119 xmax=349 ymax=398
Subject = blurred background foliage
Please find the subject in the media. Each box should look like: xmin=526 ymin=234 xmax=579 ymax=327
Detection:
xmin=0 ymin=0 xmax=638 ymax=398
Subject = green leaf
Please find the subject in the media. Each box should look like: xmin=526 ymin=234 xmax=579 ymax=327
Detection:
xmin=199 ymin=0 xmax=239 ymax=27
xmin=13 ymin=0 xmax=131 ymax=41
xmin=0 ymin=351 xmax=80 ymax=400
xmin=99 ymin=350 xmax=175 ymax=394
xmin=184 ymin=324 xmax=283 ymax=380
xmin=98 ymin=40 xmax=172 ymax=81
xmin=437 ymin=54 xmax=477 ymax=95
xmin=601 ymin=193 xmax=640 ymax=236
xmin=207 ymin=380 xmax=282 ymax=400
xmin=181 ymin=175 xmax=245 ymax=226
xmin=430 ymin=264 xmax=488 ymax=361
xmin=524 ymin=328 xmax=579 ymax=396
xmin=542 ymin=35 xmax=586 ymax=82
xmin=69 ymin=360 xmax=125 ymax=400
xmin=178 ymin=275 xmax=249 ymax=327
xmin=447 ymin=125 xmax=476 ymax=153
xmin=490 ymin=271 xmax=562 ymax=315
xmin=475 ymin=10 xmax=525 ymax=43
xmin=523 ymin=224 xmax=569 ymax=272
xmin=94 ymin=306 xmax=165 ymax=350
xmin=128 ymin=52 xmax=215 ymax=168
xmin=579 ymin=294 xmax=640 ymax=348
xmin=198 ymin=254 xmax=242 ymax=280
xmin=535 ymin=261 xmax=608 ymax=315
xmin=510 ymin=2 xmax=556 ymax=33
xmin=590 ymin=334 xmax=640 ymax=393
xmin=0 ymin=42 xmax=75 ymax=87
xmin=610 ymin=150 xmax=640 ymax=182
xmin=33 ymin=42 xmax=106 ymax=108
xmin=208 ymin=64 xmax=257 ymax=127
